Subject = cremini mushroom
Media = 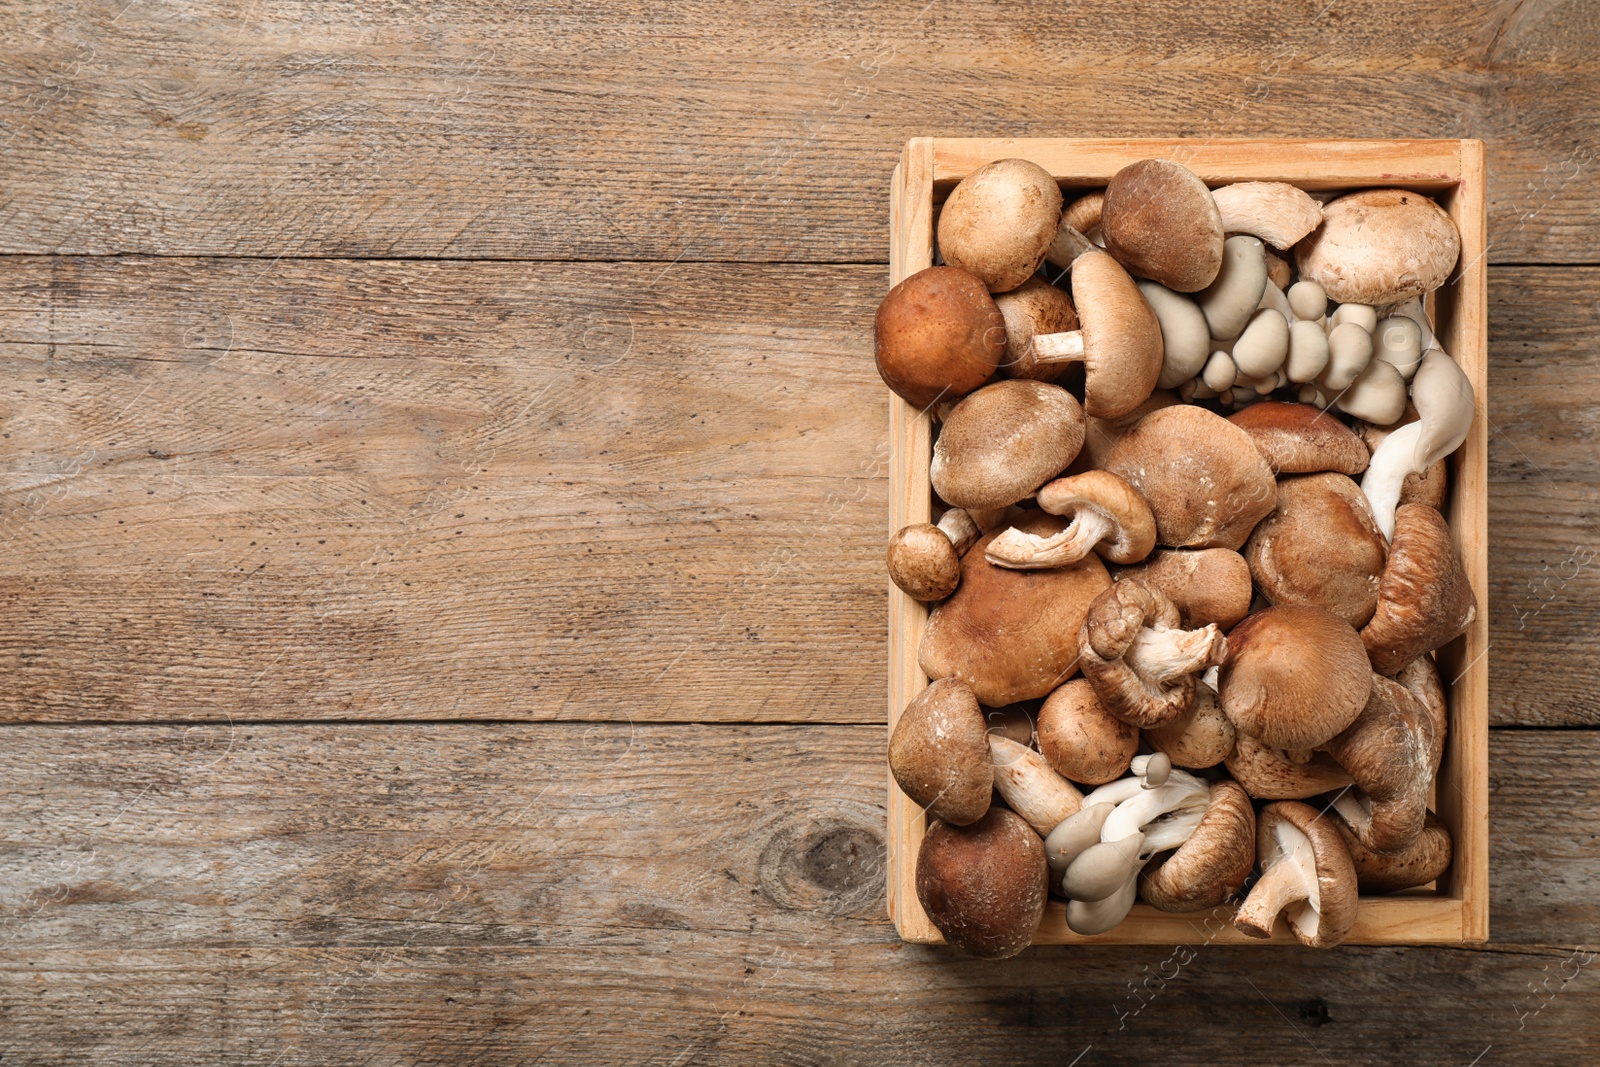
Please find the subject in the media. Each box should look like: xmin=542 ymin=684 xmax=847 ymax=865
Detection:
xmin=1243 ymin=472 xmax=1388 ymax=628
xmin=1110 ymin=547 xmax=1253 ymax=630
xmin=1233 ymin=800 xmax=1358 ymax=948
xmin=986 ymin=470 xmax=1156 ymax=569
xmin=874 ymin=266 xmax=1005 ymax=408
xmin=1225 ymin=728 xmax=1353 ymax=799
xmin=1138 ymin=281 xmax=1212 ymax=389
xmin=1139 ymin=780 xmax=1256 ymax=912
xmin=1209 ymin=181 xmax=1323 ymax=249
xmin=1037 ymin=679 xmax=1139 ymax=786
xmin=1296 ymin=189 xmax=1461 ymax=306
xmin=1100 ymin=159 xmax=1224 ymax=292
xmin=1336 ymin=809 xmax=1453 ymax=892
xmin=930 ymin=379 xmax=1085 ymax=510
xmin=1362 ymin=504 xmax=1476 ymax=675
xmin=1322 ymin=672 xmax=1440 ymax=854
xmin=937 ymin=158 xmax=1063 ymax=293
xmin=886 ymin=508 xmax=982 ymax=601
xmin=989 ymin=734 xmax=1085 ymax=836
xmin=1078 ymin=580 xmax=1227 ymax=729
xmin=889 ymin=677 xmax=993 ymax=825
xmin=1197 ymin=235 xmax=1271 ymax=341
xmin=994 ymin=277 xmax=1079 ymax=382
xmin=1219 ymin=605 xmax=1372 ymax=751
xmin=1143 ymin=681 xmax=1235 ymax=769
xmin=1028 ymin=250 xmax=1164 ymax=419
xmin=1227 ymin=401 xmax=1369 ymax=476
xmin=916 ymin=807 xmax=1049 ymax=958
xmin=1361 ymin=349 xmax=1474 ymax=539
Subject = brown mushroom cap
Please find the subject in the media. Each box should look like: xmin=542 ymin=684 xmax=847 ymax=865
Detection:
xmin=1069 ymin=390 xmax=1181 ymax=474
xmin=931 ymin=380 xmax=1086 ymax=511
xmin=1111 ymin=547 xmax=1253 ymax=631
xmin=1143 ymin=682 xmax=1236 ymax=769
xmin=984 ymin=469 xmax=1154 ymax=568
xmin=995 ymin=277 xmax=1080 ymax=382
xmin=1104 ymin=405 xmax=1278 ymax=551
xmin=1101 ymin=159 xmax=1225 ymax=292
xmin=1396 ymin=655 xmax=1448 ymax=775
xmin=1320 ymin=672 xmax=1439 ymax=854
xmin=875 ymin=266 xmax=1005 ymax=409
xmin=916 ymin=807 xmax=1049 ymax=958
xmin=1228 ymin=401 xmax=1370 ymax=476
xmin=1063 ymin=190 xmax=1106 ymax=236
xmin=1358 ymin=414 xmax=1447 ymax=509
xmin=919 ymin=513 xmax=1112 ymax=705
xmin=1037 ymin=679 xmax=1139 ymax=785
xmin=889 ymin=678 xmax=993 ymax=826
xmin=1244 ymin=472 xmax=1388 ymax=628
xmin=1295 ymin=189 xmax=1462 ymax=306
xmin=1234 ymin=800 xmax=1358 ymax=948
xmin=887 ymin=523 xmax=962 ymax=602
xmin=1225 ymin=729 xmax=1353 ymax=799
xmin=1078 ymin=580 xmax=1227 ymax=729
xmin=1056 ymin=250 xmax=1164 ymax=419
xmin=1219 ymin=605 xmax=1372 ymax=751
xmin=1139 ymin=780 xmax=1256 ymax=912
xmin=1362 ymin=504 xmax=1477 ymax=675
xmin=1336 ymin=809 xmax=1453 ymax=893
xmin=937 ymin=158 xmax=1064 ymax=294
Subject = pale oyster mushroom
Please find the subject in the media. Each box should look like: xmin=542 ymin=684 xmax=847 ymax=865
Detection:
xmin=1138 ymin=281 xmax=1212 ymax=389
xmin=1361 ymin=349 xmax=1474 ymax=540
xmin=937 ymin=158 xmax=1063 ymax=293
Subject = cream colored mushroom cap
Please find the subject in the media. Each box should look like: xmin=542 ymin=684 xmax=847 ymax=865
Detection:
xmin=1295 ymin=189 xmax=1461 ymax=306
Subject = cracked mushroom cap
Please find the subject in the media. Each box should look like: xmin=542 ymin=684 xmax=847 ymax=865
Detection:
xmin=1362 ymin=504 xmax=1477 ymax=675
xmin=1078 ymin=579 xmax=1228 ymax=730
xmin=1067 ymin=250 xmax=1165 ymax=419
xmin=1225 ymin=729 xmax=1353 ymax=800
xmin=875 ymin=266 xmax=1006 ymax=409
xmin=1219 ymin=605 xmax=1372 ymax=751
xmin=1139 ymin=780 xmax=1256 ymax=913
xmin=1336 ymin=809 xmax=1453 ymax=893
xmin=1228 ymin=401 xmax=1370 ymax=476
xmin=889 ymin=677 xmax=993 ymax=826
xmin=995 ymin=277 xmax=1080 ymax=382
xmin=1321 ymin=672 xmax=1439 ymax=855
xmin=1103 ymin=405 xmax=1278 ymax=551
xmin=1037 ymin=679 xmax=1139 ymax=785
xmin=919 ymin=512 xmax=1112 ymax=705
xmin=986 ymin=470 xmax=1155 ymax=569
xmin=1100 ymin=159 xmax=1225 ymax=292
xmin=1143 ymin=682 xmax=1235 ymax=770
xmin=938 ymin=158 xmax=1064 ymax=294
xmin=916 ymin=806 xmax=1049 ymax=958
xmin=931 ymin=380 xmax=1086 ymax=511
xmin=1295 ymin=189 xmax=1462 ymax=306
xmin=1244 ymin=472 xmax=1389 ymax=628
xmin=1233 ymin=800 xmax=1359 ymax=948
xmin=1111 ymin=547 xmax=1253 ymax=631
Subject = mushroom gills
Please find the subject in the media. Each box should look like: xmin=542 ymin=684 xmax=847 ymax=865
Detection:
xmin=1126 ymin=624 xmax=1228 ymax=687
xmin=1238 ymin=818 xmax=1321 ymax=939
xmin=986 ymin=508 xmax=1115 ymax=569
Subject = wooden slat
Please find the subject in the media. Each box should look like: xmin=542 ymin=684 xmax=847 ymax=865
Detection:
xmin=0 ymin=724 xmax=1595 ymax=1063
xmin=0 ymin=258 xmax=1594 ymax=725
xmin=1 ymin=0 xmax=1598 ymax=262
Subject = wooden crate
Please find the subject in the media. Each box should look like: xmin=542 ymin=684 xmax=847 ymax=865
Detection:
xmin=886 ymin=138 xmax=1489 ymax=946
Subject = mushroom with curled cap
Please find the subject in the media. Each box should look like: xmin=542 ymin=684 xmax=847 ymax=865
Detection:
xmin=1197 ymin=235 xmax=1271 ymax=341
xmin=1321 ymin=672 xmax=1440 ymax=855
xmin=1336 ymin=809 xmax=1453 ymax=893
xmin=886 ymin=508 xmax=983 ymax=602
xmin=1361 ymin=349 xmax=1475 ymax=540
xmin=919 ymin=512 xmax=1112 ymax=706
xmin=1025 ymin=250 xmax=1164 ymax=419
xmin=1099 ymin=159 xmax=1224 ymax=292
xmin=1361 ymin=504 xmax=1476 ymax=676
xmin=1225 ymin=728 xmax=1353 ymax=800
xmin=1227 ymin=400 xmax=1370 ymax=476
xmin=1218 ymin=605 xmax=1372 ymax=751
xmin=1036 ymin=678 xmax=1139 ymax=786
xmin=1111 ymin=547 xmax=1253 ymax=631
xmin=1103 ymin=404 xmax=1278 ymax=552
xmin=986 ymin=470 xmax=1156 ymax=570
xmin=936 ymin=158 xmax=1063 ymax=294
xmin=1209 ymin=181 xmax=1324 ymax=250
xmin=993 ymin=277 xmax=1079 ymax=382
xmin=1139 ymin=779 xmax=1257 ymax=913
xmin=874 ymin=266 xmax=1005 ymax=409
xmin=888 ymin=677 xmax=993 ymax=826
xmin=1143 ymin=681 xmax=1235 ymax=770
xmin=1078 ymin=579 xmax=1228 ymax=730
xmin=916 ymin=807 xmax=1049 ymax=958
xmin=1295 ymin=188 xmax=1461 ymax=306
xmin=1243 ymin=472 xmax=1389 ymax=628
xmin=1233 ymin=800 xmax=1359 ymax=948
xmin=988 ymin=734 xmax=1085 ymax=837
xmin=930 ymin=379 xmax=1086 ymax=511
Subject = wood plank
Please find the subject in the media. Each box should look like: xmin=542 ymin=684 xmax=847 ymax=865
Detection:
xmin=1 ymin=1 xmax=1598 ymax=262
xmin=0 ymin=258 xmax=1594 ymax=724
xmin=0 ymin=724 xmax=1595 ymax=1064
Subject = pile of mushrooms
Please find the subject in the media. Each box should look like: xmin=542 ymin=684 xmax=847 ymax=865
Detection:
xmin=883 ymin=157 xmax=1477 ymax=956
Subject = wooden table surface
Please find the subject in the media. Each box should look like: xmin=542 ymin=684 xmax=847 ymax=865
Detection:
xmin=3 ymin=2 xmax=1598 ymax=1063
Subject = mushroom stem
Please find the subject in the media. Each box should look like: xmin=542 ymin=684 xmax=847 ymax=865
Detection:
xmin=1360 ymin=420 xmax=1424 ymax=541
xmin=1232 ymin=852 xmax=1313 ymax=939
xmin=1126 ymin=624 xmax=1227 ymax=685
xmin=1101 ymin=771 xmax=1210 ymax=843
xmin=985 ymin=509 xmax=1116 ymax=570
xmin=935 ymin=508 xmax=983 ymax=556
xmin=1045 ymin=221 xmax=1097 ymax=271
xmin=989 ymin=735 xmax=1084 ymax=836
xmin=1029 ymin=330 xmax=1087 ymax=366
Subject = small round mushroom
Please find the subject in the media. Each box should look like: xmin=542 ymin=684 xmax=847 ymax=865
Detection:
xmin=1285 ymin=319 xmax=1331 ymax=383
xmin=989 ymin=734 xmax=1085 ymax=836
xmin=1296 ymin=188 xmax=1461 ymax=306
xmin=1233 ymin=800 xmax=1359 ymax=948
xmin=930 ymin=379 xmax=1086 ymax=510
xmin=986 ymin=470 xmax=1156 ymax=569
xmin=1286 ymin=280 xmax=1328 ymax=323
xmin=1037 ymin=679 xmax=1139 ymax=786
xmin=994 ymin=276 xmax=1080 ymax=382
xmin=1139 ymin=780 xmax=1256 ymax=912
xmin=887 ymin=508 xmax=983 ymax=601
xmin=1243 ymin=472 xmax=1388 ymax=628
xmin=889 ymin=677 xmax=993 ymax=825
xmin=875 ymin=266 xmax=1006 ymax=408
xmin=1110 ymin=547 xmax=1253 ymax=631
xmin=1196 ymin=235 xmax=1271 ymax=342
xmin=1262 ymin=247 xmax=1292 ymax=290
xmin=1103 ymin=405 xmax=1278 ymax=552
xmin=1328 ymin=302 xmax=1378 ymax=334
xmin=1321 ymin=672 xmax=1440 ymax=854
xmin=1078 ymin=580 xmax=1228 ymax=729
xmin=1334 ymin=359 xmax=1408 ymax=426
xmin=1361 ymin=350 xmax=1474 ymax=539
xmin=916 ymin=807 xmax=1049 ymax=958
xmin=1361 ymin=504 xmax=1476 ymax=675
xmin=1320 ymin=321 xmax=1374 ymax=392
xmin=1227 ymin=401 xmax=1369 ymax=476
xmin=1373 ymin=315 xmax=1425 ymax=381
xmin=1201 ymin=349 xmax=1239 ymax=393
xmin=1336 ymin=809 xmax=1453 ymax=893
xmin=1225 ymin=729 xmax=1353 ymax=799
xmin=937 ymin=158 xmax=1063 ymax=293
xmin=1209 ymin=181 xmax=1323 ymax=249
xmin=1232 ymin=308 xmax=1290 ymax=379
xmin=1219 ymin=605 xmax=1372 ymax=751
xmin=1143 ymin=681 xmax=1235 ymax=769
xmin=1028 ymin=250 xmax=1164 ymax=419
xmin=1138 ymin=281 xmax=1212 ymax=389
xmin=1100 ymin=159 xmax=1224 ymax=292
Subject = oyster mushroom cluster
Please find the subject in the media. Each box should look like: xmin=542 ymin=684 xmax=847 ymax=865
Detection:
xmin=881 ymin=157 xmax=1479 ymax=956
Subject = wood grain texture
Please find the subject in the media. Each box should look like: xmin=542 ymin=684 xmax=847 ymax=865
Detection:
xmin=1 ymin=0 xmax=1597 ymax=262
xmin=0 ymin=724 xmax=1595 ymax=1064
xmin=0 ymin=257 xmax=1594 ymax=725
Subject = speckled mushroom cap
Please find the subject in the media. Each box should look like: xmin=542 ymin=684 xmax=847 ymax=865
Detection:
xmin=1362 ymin=504 xmax=1477 ymax=675
xmin=1100 ymin=159 xmax=1225 ymax=292
xmin=1224 ymin=729 xmax=1353 ymax=799
xmin=1244 ymin=472 xmax=1389 ymax=628
xmin=888 ymin=677 xmax=992 ymax=826
xmin=875 ymin=266 xmax=1005 ymax=409
xmin=1143 ymin=682 xmax=1236 ymax=770
xmin=1103 ymin=405 xmax=1278 ymax=551
xmin=1295 ymin=189 xmax=1462 ymax=306
xmin=938 ymin=158 xmax=1064 ymax=293
xmin=1320 ymin=672 xmax=1439 ymax=854
xmin=931 ymin=380 xmax=1086 ymax=511
xmin=1036 ymin=678 xmax=1139 ymax=785
xmin=995 ymin=277 xmax=1079 ymax=382
xmin=1219 ymin=605 xmax=1372 ymax=751
xmin=1337 ymin=809 xmax=1453 ymax=893
xmin=1139 ymin=780 xmax=1256 ymax=913
xmin=1235 ymin=800 xmax=1359 ymax=948
xmin=1068 ymin=250 xmax=1165 ymax=419
xmin=915 ymin=806 xmax=1049 ymax=958
xmin=886 ymin=523 xmax=962 ymax=602
xmin=919 ymin=513 xmax=1112 ymax=706
xmin=1111 ymin=547 xmax=1253 ymax=631
xmin=1228 ymin=401 xmax=1371 ymax=476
